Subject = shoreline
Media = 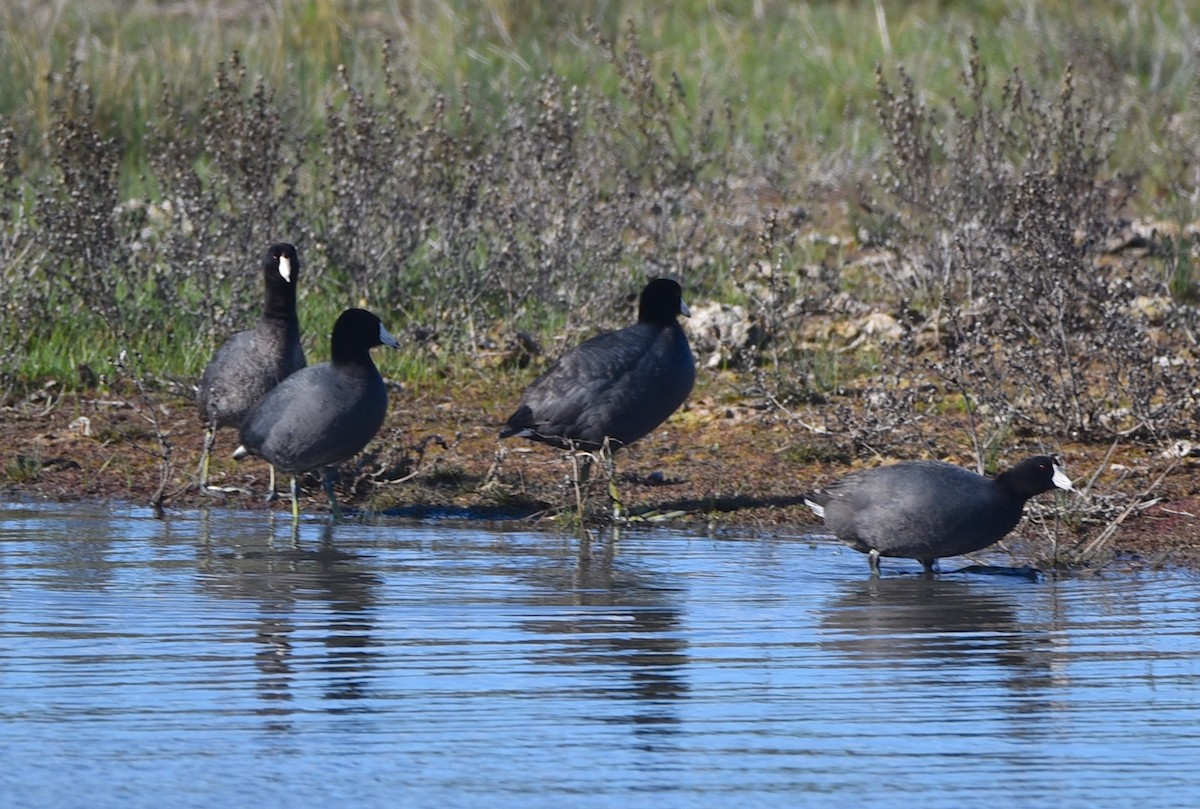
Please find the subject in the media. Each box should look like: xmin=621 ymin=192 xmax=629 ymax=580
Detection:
xmin=4 ymin=383 xmax=1200 ymax=572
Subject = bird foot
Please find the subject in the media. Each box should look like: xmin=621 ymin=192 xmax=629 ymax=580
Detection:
xmin=615 ymin=509 xmax=687 ymax=524
xmin=201 ymin=484 xmax=251 ymax=497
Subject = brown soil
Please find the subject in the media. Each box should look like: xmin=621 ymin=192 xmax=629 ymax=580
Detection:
xmin=5 ymin=378 xmax=1200 ymax=571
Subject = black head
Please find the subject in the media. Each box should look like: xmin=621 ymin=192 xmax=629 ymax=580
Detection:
xmin=264 ymin=243 xmax=300 ymax=287
xmin=637 ymin=278 xmax=690 ymax=325
xmin=997 ymin=455 xmax=1074 ymax=501
xmin=330 ymin=308 xmax=401 ymax=365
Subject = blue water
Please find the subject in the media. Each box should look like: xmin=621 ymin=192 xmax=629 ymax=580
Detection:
xmin=2 ymin=501 xmax=1199 ymax=808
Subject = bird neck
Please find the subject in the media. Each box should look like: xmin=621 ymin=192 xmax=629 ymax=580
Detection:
xmin=331 ymin=345 xmax=376 ymax=370
xmin=262 ymin=285 xmax=298 ymax=324
xmin=638 ymin=311 xmax=679 ymax=329
xmin=994 ymin=469 xmax=1039 ymax=502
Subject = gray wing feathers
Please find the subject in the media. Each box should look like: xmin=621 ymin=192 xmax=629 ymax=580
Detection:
xmin=511 ymin=323 xmax=694 ymax=446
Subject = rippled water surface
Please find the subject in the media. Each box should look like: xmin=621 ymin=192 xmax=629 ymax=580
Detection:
xmin=3 ymin=500 xmax=1200 ymax=808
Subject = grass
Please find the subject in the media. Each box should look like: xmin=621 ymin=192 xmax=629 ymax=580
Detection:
xmin=4 ymin=2 xmax=1197 ymax=171
xmin=4 ymin=452 xmax=40 ymax=484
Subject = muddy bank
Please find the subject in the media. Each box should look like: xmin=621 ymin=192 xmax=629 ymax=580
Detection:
xmin=4 ymin=380 xmax=1199 ymax=571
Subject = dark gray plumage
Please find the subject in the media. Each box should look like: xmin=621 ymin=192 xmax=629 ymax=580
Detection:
xmin=233 ymin=308 xmax=400 ymax=521
xmin=501 ymin=278 xmax=696 ymax=452
xmin=197 ymin=243 xmax=305 ymax=494
xmin=806 ymin=456 xmax=1074 ymax=574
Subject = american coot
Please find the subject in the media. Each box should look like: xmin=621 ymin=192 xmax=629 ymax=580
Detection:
xmin=500 ymin=278 xmax=696 ymax=514
xmin=233 ymin=308 xmax=400 ymax=522
xmin=805 ymin=455 xmax=1074 ymax=575
xmin=197 ymin=243 xmax=306 ymax=496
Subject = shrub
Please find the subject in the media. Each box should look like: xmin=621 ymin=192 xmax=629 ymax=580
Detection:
xmin=872 ymin=38 xmax=1198 ymax=448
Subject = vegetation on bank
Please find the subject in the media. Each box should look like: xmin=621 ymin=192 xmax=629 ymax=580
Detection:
xmin=2 ymin=1 xmax=1200 ymax=560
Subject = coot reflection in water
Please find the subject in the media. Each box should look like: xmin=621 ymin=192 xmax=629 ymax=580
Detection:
xmin=820 ymin=575 xmax=1052 ymax=669
xmin=515 ymin=532 xmax=691 ymax=731
xmin=194 ymin=515 xmax=385 ymax=712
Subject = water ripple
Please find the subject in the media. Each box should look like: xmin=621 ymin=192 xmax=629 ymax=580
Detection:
xmin=2 ymin=501 xmax=1199 ymax=808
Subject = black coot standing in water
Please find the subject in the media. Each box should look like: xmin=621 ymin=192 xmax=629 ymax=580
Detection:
xmin=234 ymin=308 xmax=400 ymax=523
xmin=806 ymin=456 xmax=1074 ymax=575
xmin=501 ymin=278 xmax=696 ymax=516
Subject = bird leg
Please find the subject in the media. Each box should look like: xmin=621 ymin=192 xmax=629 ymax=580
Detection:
xmin=265 ymin=464 xmax=278 ymax=503
xmin=868 ymin=548 xmax=882 ymax=577
xmin=289 ymin=476 xmax=300 ymax=524
xmin=200 ymin=428 xmax=251 ymax=495
xmin=569 ymin=448 xmax=592 ymax=517
xmin=323 ymin=467 xmax=343 ymax=522
xmin=600 ymin=439 xmax=624 ymax=522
